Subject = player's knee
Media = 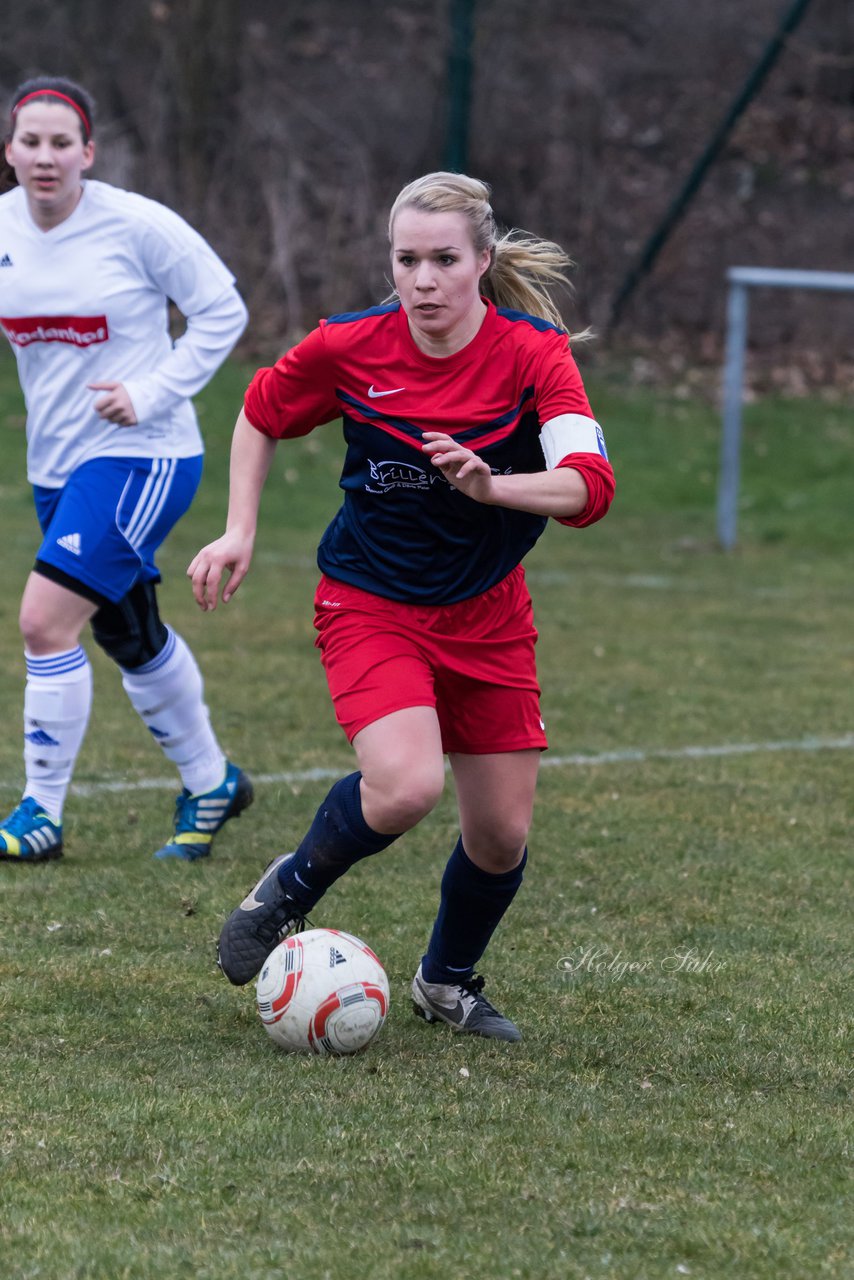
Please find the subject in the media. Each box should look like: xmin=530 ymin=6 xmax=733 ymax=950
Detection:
xmin=365 ymin=765 xmax=445 ymax=833
xmin=392 ymin=781 xmax=444 ymax=831
xmin=463 ymin=817 xmax=530 ymax=872
xmin=92 ymin=621 xmax=166 ymax=669
xmin=91 ymin=581 xmax=168 ymax=669
xmin=19 ymin=597 xmax=69 ymax=652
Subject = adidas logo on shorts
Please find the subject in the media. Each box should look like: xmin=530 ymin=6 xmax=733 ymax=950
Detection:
xmin=57 ymin=532 xmax=82 ymax=555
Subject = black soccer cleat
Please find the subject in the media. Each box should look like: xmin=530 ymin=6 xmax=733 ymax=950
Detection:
xmin=217 ymin=853 xmax=305 ymax=985
xmin=411 ymin=965 xmax=522 ymax=1041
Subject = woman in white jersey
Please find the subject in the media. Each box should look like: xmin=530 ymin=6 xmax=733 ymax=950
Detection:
xmin=0 ymin=75 xmax=253 ymax=863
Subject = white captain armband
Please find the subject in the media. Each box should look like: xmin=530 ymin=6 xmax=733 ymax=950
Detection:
xmin=539 ymin=414 xmax=608 ymax=468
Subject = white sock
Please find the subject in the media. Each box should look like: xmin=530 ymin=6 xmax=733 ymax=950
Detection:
xmin=120 ymin=628 xmax=226 ymax=796
xmin=23 ymin=646 xmax=93 ymax=822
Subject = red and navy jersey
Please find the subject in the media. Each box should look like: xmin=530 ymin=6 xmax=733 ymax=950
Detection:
xmin=245 ymin=300 xmax=611 ymax=604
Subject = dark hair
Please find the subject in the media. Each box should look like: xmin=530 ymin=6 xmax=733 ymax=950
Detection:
xmin=1 ymin=76 xmax=95 ymax=193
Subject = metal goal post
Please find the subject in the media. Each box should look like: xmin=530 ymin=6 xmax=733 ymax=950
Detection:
xmin=718 ymin=265 xmax=854 ymax=550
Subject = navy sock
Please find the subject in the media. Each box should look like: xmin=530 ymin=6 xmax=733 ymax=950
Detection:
xmin=421 ymin=837 xmax=527 ymax=984
xmin=276 ymin=772 xmax=400 ymax=910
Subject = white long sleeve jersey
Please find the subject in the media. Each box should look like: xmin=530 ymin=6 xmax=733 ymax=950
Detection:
xmin=0 ymin=180 xmax=248 ymax=487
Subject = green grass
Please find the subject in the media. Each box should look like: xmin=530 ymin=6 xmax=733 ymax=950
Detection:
xmin=0 ymin=350 xmax=852 ymax=1280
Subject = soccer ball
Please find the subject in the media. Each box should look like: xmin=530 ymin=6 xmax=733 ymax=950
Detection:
xmin=256 ymin=927 xmax=390 ymax=1056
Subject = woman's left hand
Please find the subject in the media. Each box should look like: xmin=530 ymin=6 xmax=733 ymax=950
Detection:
xmin=421 ymin=432 xmax=495 ymax=504
xmin=88 ymin=381 xmax=138 ymax=426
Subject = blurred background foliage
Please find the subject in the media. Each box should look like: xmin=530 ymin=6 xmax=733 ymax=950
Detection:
xmin=2 ymin=0 xmax=854 ymax=386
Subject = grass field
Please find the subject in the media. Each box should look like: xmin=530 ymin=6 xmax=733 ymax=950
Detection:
xmin=0 ymin=348 xmax=851 ymax=1280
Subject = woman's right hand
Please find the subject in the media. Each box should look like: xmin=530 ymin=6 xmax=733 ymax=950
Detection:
xmin=187 ymin=530 xmax=254 ymax=611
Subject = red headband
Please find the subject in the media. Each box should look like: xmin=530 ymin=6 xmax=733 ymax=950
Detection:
xmin=12 ymin=90 xmax=92 ymax=137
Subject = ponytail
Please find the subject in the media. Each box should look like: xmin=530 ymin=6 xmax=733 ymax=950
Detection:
xmin=486 ymin=231 xmax=588 ymax=336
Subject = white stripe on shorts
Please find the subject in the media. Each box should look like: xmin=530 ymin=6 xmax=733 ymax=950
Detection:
xmin=122 ymin=458 xmax=177 ymax=548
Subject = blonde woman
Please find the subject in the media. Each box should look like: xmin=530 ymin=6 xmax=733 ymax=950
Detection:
xmin=191 ymin=172 xmax=615 ymax=1041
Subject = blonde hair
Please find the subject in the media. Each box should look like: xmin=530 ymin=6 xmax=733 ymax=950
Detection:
xmin=388 ymin=171 xmax=589 ymax=338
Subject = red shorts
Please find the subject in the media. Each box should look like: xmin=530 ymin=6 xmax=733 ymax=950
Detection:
xmin=313 ymin=566 xmax=548 ymax=754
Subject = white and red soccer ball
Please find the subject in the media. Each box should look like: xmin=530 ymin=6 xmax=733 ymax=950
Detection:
xmin=256 ymin=927 xmax=389 ymax=1056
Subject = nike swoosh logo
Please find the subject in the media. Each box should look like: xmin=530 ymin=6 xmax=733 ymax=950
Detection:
xmin=240 ymin=887 xmax=268 ymax=911
xmin=416 ymin=979 xmax=466 ymax=1024
xmin=367 ymin=385 xmax=406 ymax=398
xmin=240 ymin=854 xmax=292 ymax=911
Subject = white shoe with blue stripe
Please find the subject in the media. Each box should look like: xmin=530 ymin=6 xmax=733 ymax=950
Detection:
xmin=154 ymin=761 xmax=254 ymax=861
xmin=0 ymin=796 xmax=63 ymax=862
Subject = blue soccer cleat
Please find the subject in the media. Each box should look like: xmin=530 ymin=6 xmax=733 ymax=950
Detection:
xmin=154 ymin=762 xmax=254 ymax=861
xmin=0 ymin=796 xmax=64 ymax=862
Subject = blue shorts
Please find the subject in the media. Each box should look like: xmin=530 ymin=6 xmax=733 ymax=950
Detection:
xmin=33 ymin=455 xmax=203 ymax=604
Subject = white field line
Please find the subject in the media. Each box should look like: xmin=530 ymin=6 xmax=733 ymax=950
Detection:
xmin=2 ymin=732 xmax=851 ymax=799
